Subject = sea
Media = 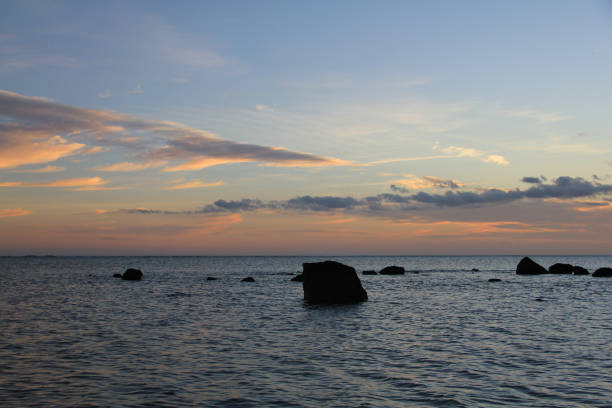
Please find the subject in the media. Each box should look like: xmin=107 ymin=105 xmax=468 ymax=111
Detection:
xmin=0 ymin=255 xmax=610 ymax=407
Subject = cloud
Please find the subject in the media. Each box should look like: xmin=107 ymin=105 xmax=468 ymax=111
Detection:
xmin=165 ymin=179 xmax=223 ymax=190
xmin=441 ymin=146 xmax=510 ymax=166
xmin=128 ymin=84 xmax=143 ymax=94
xmin=0 ymin=208 xmax=31 ymax=218
xmin=12 ymin=165 xmax=66 ymax=173
xmin=391 ymin=175 xmax=462 ymax=192
xmin=120 ymin=176 xmax=612 ymax=218
xmin=521 ymin=176 xmax=542 ymax=184
xmin=0 ymin=177 xmax=110 ymax=189
xmin=255 ymin=104 xmax=274 ymax=112
xmin=97 ymin=89 xmax=111 ymax=99
xmin=94 ymin=161 xmax=165 ymax=172
xmin=0 ymin=89 xmax=348 ymax=171
xmin=504 ymin=109 xmax=573 ymax=123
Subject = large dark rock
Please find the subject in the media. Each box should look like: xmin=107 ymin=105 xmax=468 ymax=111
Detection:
xmin=121 ymin=268 xmax=143 ymax=280
xmin=572 ymin=266 xmax=589 ymax=275
xmin=593 ymin=267 xmax=612 ymax=277
xmin=362 ymin=270 xmax=377 ymax=275
xmin=516 ymin=257 xmax=547 ymax=275
xmin=291 ymin=274 xmax=304 ymax=282
xmin=302 ymin=261 xmax=368 ymax=304
xmin=379 ymin=266 xmax=405 ymax=275
xmin=548 ymin=263 xmax=573 ymax=274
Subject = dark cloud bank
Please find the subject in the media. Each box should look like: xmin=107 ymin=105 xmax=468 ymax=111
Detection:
xmin=120 ymin=176 xmax=612 ymax=215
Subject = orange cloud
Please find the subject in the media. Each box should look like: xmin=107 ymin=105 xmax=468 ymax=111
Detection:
xmin=165 ymin=180 xmax=224 ymax=190
xmin=13 ymin=165 xmax=66 ymax=173
xmin=0 ymin=135 xmax=84 ymax=169
xmin=0 ymin=208 xmax=31 ymax=218
xmin=0 ymin=177 xmax=109 ymax=189
xmin=95 ymin=161 xmax=166 ymax=172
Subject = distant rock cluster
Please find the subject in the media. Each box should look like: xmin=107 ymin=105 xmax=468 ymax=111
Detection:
xmin=112 ymin=268 xmax=143 ymax=280
xmin=516 ymin=257 xmax=611 ymax=277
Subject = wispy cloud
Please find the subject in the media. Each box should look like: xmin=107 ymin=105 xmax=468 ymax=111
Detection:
xmin=0 ymin=208 xmax=31 ymax=218
xmin=12 ymin=165 xmax=66 ymax=173
xmin=438 ymin=145 xmax=510 ymax=166
xmin=97 ymin=89 xmax=111 ymax=99
xmin=0 ymin=89 xmax=348 ymax=171
xmin=128 ymin=84 xmax=143 ymax=94
xmin=503 ymin=109 xmax=573 ymax=123
xmin=0 ymin=176 xmax=109 ymax=189
xmin=165 ymin=179 xmax=223 ymax=190
xmin=390 ymin=175 xmax=462 ymax=191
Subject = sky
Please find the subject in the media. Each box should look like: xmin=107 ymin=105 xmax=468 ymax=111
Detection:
xmin=1 ymin=0 xmax=612 ymax=255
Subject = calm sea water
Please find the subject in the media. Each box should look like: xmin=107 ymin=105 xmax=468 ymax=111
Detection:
xmin=0 ymin=255 xmax=610 ymax=407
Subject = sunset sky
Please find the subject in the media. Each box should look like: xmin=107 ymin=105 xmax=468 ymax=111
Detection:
xmin=1 ymin=0 xmax=612 ymax=255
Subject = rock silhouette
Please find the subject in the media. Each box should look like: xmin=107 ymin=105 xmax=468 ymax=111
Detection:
xmin=379 ymin=266 xmax=405 ymax=275
xmin=472 ymin=268 xmax=480 ymax=272
xmin=593 ymin=267 xmax=612 ymax=277
xmin=112 ymin=273 xmax=122 ymax=278
xmin=121 ymin=268 xmax=143 ymax=280
xmin=302 ymin=260 xmax=368 ymax=304
xmin=571 ymin=266 xmax=589 ymax=275
xmin=362 ymin=270 xmax=377 ymax=275
xmin=291 ymin=274 xmax=304 ymax=282
xmin=242 ymin=277 xmax=255 ymax=282
xmin=548 ymin=263 xmax=573 ymax=274
xmin=516 ymin=257 xmax=547 ymax=275
xmin=206 ymin=277 xmax=218 ymax=281
xmin=488 ymin=278 xmax=501 ymax=282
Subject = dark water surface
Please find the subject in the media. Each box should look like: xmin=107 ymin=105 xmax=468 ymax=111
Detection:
xmin=1 ymin=256 xmax=611 ymax=407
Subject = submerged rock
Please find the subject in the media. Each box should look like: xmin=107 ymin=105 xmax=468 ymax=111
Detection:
xmin=241 ymin=277 xmax=255 ymax=282
xmin=516 ymin=257 xmax=547 ymax=275
xmin=206 ymin=277 xmax=218 ymax=281
xmin=593 ymin=267 xmax=612 ymax=277
xmin=488 ymin=278 xmax=502 ymax=282
xmin=112 ymin=273 xmax=122 ymax=278
xmin=362 ymin=270 xmax=377 ymax=275
xmin=290 ymin=274 xmax=304 ymax=282
xmin=121 ymin=268 xmax=143 ymax=281
xmin=379 ymin=266 xmax=405 ymax=275
xmin=572 ymin=266 xmax=589 ymax=275
xmin=302 ymin=260 xmax=368 ymax=304
xmin=472 ymin=268 xmax=480 ymax=272
xmin=548 ymin=263 xmax=573 ymax=274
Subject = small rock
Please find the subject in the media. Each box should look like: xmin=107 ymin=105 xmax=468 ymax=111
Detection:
xmin=290 ymin=274 xmax=304 ymax=282
xmin=488 ymin=278 xmax=501 ymax=282
xmin=112 ymin=273 xmax=122 ymax=278
xmin=516 ymin=257 xmax=547 ymax=275
xmin=206 ymin=277 xmax=217 ymax=281
xmin=593 ymin=267 xmax=612 ymax=277
xmin=472 ymin=268 xmax=480 ymax=272
xmin=379 ymin=266 xmax=405 ymax=275
xmin=572 ymin=266 xmax=589 ymax=275
xmin=534 ymin=297 xmax=545 ymax=302
xmin=122 ymin=268 xmax=143 ymax=281
xmin=548 ymin=263 xmax=573 ymax=274
xmin=241 ymin=277 xmax=255 ymax=282
xmin=362 ymin=270 xmax=377 ymax=275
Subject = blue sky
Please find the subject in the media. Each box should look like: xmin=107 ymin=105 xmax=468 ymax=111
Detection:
xmin=1 ymin=0 xmax=612 ymax=254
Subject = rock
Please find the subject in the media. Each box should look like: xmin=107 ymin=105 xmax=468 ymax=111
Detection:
xmin=362 ymin=270 xmax=377 ymax=275
xmin=241 ymin=277 xmax=255 ymax=282
xmin=548 ymin=263 xmax=573 ymax=274
xmin=121 ymin=268 xmax=143 ymax=281
xmin=206 ymin=277 xmax=217 ymax=281
xmin=572 ymin=266 xmax=589 ymax=275
xmin=516 ymin=257 xmax=547 ymax=275
xmin=302 ymin=260 xmax=368 ymax=304
xmin=472 ymin=268 xmax=480 ymax=272
xmin=534 ymin=297 xmax=545 ymax=302
xmin=379 ymin=266 xmax=405 ymax=275
xmin=291 ymin=274 xmax=304 ymax=282
xmin=593 ymin=267 xmax=612 ymax=277
xmin=488 ymin=278 xmax=501 ymax=282
xmin=112 ymin=273 xmax=122 ymax=278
